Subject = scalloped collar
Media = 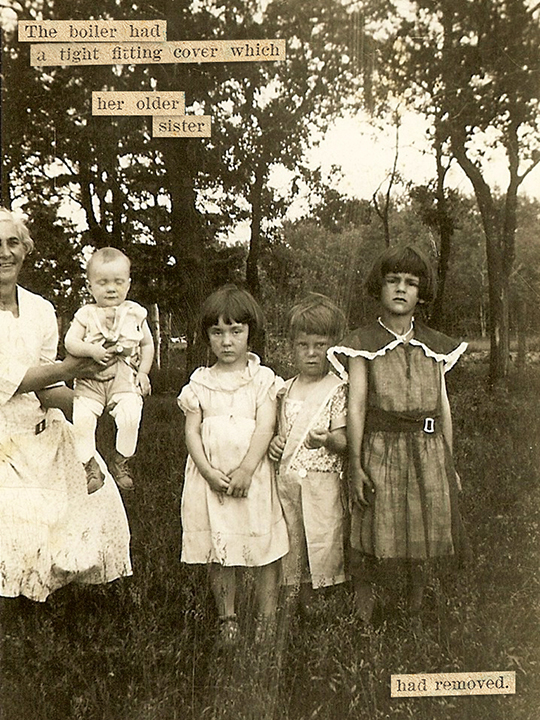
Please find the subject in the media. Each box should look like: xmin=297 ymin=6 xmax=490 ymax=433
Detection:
xmin=328 ymin=321 xmax=467 ymax=378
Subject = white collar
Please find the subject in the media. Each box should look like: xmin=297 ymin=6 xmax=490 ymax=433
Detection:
xmin=377 ymin=316 xmax=414 ymax=343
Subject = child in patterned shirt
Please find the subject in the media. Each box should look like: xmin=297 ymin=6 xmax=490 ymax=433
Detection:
xmin=269 ymin=294 xmax=348 ymax=612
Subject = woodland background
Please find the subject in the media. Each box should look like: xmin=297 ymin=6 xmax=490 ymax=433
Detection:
xmin=1 ymin=2 xmax=540 ymax=720
xmin=2 ymin=0 xmax=540 ymax=383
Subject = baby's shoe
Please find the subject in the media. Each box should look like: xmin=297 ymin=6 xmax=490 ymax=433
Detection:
xmin=84 ymin=456 xmax=105 ymax=494
xmin=110 ymin=450 xmax=134 ymax=490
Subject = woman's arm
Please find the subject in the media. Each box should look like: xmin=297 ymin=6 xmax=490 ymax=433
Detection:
xmin=16 ymin=355 xmax=99 ymax=394
xmin=228 ymin=395 xmax=276 ymax=498
xmin=36 ymin=385 xmax=75 ymax=421
xmin=184 ymin=408 xmax=230 ymax=497
xmin=347 ymin=356 xmax=373 ymax=506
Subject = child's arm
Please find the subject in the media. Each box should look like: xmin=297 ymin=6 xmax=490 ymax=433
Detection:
xmin=268 ymin=391 xmax=285 ymax=462
xmin=440 ymin=372 xmax=453 ymax=452
xmin=64 ymin=317 xmax=112 ymax=364
xmin=228 ymin=394 xmax=276 ymax=499
xmin=135 ymin=320 xmax=155 ymax=396
xmin=184 ymin=408 xmax=231 ymax=498
xmin=440 ymin=370 xmax=462 ymax=490
xmin=305 ymin=383 xmax=348 ymax=453
xmin=305 ymin=427 xmax=347 ymax=453
xmin=347 ymin=356 xmax=374 ymax=506
xmin=268 ymin=434 xmax=286 ymax=462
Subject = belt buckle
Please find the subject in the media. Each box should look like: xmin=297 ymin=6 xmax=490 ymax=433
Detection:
xmin=423 ymin=417 xmax=435 ymax=434
xmin=35 ymin=419 xmax=46 ymax=435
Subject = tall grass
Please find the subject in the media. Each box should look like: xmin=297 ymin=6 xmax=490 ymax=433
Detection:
xmin=1 ymin=361 xmax=539 ymax=720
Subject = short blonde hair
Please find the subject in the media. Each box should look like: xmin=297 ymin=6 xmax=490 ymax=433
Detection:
xmin=288 ymin=293 xmax=346 ymax=342
xmin=86 ymin=247 xmax=131 ymax=279
xmin=0 ymin=207 xmax=34 ymax=254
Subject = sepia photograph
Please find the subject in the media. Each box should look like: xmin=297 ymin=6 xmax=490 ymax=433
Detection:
xmin=1 ymin=1 xmax=539 ymax=719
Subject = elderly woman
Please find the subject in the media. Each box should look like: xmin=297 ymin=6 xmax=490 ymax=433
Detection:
xmin=0 ymin=207 xmax=132 ymax=602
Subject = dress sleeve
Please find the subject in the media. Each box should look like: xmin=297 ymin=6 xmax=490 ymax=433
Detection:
xmin=0 ymin=352 xmax=28 ymax=406
xmin=127 ymin=301 xmax=148 ymax=324
xmin=177 ymin=383 xmax=200 ymax=415
xmin=255 ymin=367 xmax=285 ymax=407
xmin=40 ymin=299 xmax=60 ymax=364
xmin=329 ymin=383 xmax=347 ymax=431
xmin=0 ymin=294 xmax=60 ymax=405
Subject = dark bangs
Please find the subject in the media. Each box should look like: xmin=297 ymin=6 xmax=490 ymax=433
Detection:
xmin=200 ymin=285 xmax=265 ymax=343
xmin=366 ymin=245 xmax=436 ymax=302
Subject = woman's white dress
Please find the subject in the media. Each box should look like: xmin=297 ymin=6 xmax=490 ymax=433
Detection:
xmin=0 ymin=286 xmax=132 ymax=602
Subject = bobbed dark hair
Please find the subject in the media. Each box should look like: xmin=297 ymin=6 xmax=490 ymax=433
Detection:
xmin=200 ymin=284 xmax=265 ymax=346
xmin=365 ymin=244 xmax=436 ymax=303
xmin=287 ymin=293 xmax=347 ymax=342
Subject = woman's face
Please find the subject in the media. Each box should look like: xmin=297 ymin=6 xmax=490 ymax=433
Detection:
xmin=0 ymin=219 xmax=27 ymax=284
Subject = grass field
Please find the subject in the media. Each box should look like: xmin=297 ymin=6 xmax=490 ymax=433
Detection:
xmin=1 ymin=358 xmax=539 ymax=720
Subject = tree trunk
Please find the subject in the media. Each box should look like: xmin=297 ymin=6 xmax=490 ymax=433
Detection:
xmin=487 ymin=266 xmax=510 ymax=382
xmin=451 ymin=130 xmax=513 ymax=385
xmin=429 ymin=137 xmax=453 ymax=330
xmin=246 ymin=165 xmax=264 ymax=300
xmin=160 ymin=137 xmax=207 ymax=372
xmin=516 ymin=298 xmax=527 ymax=372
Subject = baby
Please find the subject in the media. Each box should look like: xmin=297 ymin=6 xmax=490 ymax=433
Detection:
xmin=65 ymin=247 xmax=154 ymax=492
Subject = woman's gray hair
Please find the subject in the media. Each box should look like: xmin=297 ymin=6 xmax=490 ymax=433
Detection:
xmin=0 ymin=207 xmax=34 ymax=254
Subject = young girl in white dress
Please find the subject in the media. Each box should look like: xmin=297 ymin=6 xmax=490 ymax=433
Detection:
xmin=177 ymin=285 xmax=288 ymax=646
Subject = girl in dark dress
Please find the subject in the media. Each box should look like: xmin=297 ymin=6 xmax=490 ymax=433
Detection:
xmin=328 ymin=245 xmax=469 ymax=622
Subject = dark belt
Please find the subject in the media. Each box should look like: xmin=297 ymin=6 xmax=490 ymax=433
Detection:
xmin=364 ymin=407 xmax=439 ymax=434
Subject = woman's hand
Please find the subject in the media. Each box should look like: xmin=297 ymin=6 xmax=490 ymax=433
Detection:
xmin=227 ymin=467 xmax=252 ymax=498
xmin=350 ymin=465 xmax=374 ymax=507
xmin=60 ymin=354 xmax=104 ymax=380
xmin=268 ymin=435 xmax=286 ymax=462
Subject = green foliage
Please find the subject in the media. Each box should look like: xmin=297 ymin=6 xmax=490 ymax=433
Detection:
xmin=17 ymin=196 xmax=86 ymax=319
xmin=258 ymin=191 xmax=540 ymax=348
xmin=362 ymin=0 xmax=540 ymax=380
xmin=3 ymin=0 xmax=362 ymax=318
